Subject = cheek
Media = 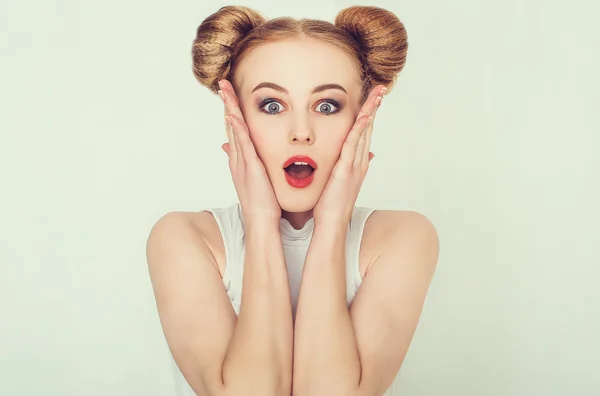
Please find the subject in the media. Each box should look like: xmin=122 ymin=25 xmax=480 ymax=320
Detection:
xmin=316 ymin=117 xmax=356 ymax=167
xmin=245 ymin=118 xmax=279 ymax=163
xmin=322 ymin=116 xmax=355 ymax=149
xmin=238 ymin=102 xmax=279 ymax=165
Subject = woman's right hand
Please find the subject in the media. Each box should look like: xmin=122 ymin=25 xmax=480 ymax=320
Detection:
xmin=218 ymin=79 xmax=282 ymax=227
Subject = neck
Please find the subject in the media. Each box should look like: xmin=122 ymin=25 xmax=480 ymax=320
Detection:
xmin=281 ymin=209 xmax=313 ymax=230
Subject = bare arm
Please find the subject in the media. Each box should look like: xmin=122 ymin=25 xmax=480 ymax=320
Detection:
xmin=146 ymin=211 xmax=293 ymax=396
xmin=292 ymin=221 xmax=360 ymax=395
xmin=222 ymin=217 xmax=294 ymax=395
xmin=292 ymin=211 xmax=439 ymax=396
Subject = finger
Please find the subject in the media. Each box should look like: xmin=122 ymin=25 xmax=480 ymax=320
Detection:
xmin=354 ymin=124 xmax=368 ymax=167
xmin=219 ymin=80 xmax=247 ymax=126
xmin=221 ymin=79 xmax=257 ymax=166
xmin=219 ymin=89 xmax=228 ymax=139
xmin=221 ymin=91 xmax=238 ymax=164
xmin=356 ymin=85 xmax=386 ymax=122
xmin=340 ymin=114 xmax=370 ymax=164
xmin=225 ymin=115 xmax=238 ymax=166
xmin=352 ymin=86 xmax=381 ymax=166
xmin=227 ymin=114 xmax=260 ymax=164
xmin=354 ymin=116 xmax=371 ymax=167
xmin=358 ymin=86 xmax=384 ymax=167
xmin=361 ymin=109 xmax=377 ymax=168
xmin=231 ymin=117 xmax=242 ymax=154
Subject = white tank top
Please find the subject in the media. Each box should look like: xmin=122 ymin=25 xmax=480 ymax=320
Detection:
xmin=171 ymin=203 xmax=376 ymax=395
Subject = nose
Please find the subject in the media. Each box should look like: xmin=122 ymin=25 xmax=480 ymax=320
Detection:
xmin=288 ymin=117 xmax=315 ymax=145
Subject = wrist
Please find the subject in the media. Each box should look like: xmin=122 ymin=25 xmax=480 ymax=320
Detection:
xmin=313 ymin=211 xmax=351 ymax=228
xmin=245 ymin=218 xmax=281 ymax=235
xmin=313 ymin=206 xmax=353 ymax=227
xmin=313 ymin=218 xmax=349 ymax=237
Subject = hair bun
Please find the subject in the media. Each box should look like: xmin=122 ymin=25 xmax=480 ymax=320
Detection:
xmin=192 ymin=6 xmax=267 ymax=93
xmin=335 ymin=6 xmax=408 ymax=94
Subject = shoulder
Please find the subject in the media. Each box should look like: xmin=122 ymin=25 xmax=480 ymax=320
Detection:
xmin=361 ymin=209 xmax=439 ymax=274
xmin=345 ymin=211 xmax=439 ymax=396
xmin=146 ymin=211 xmax=226 ymax=276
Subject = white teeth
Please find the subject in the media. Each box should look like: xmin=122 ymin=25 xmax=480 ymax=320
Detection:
xmin=294 ymin=162 xmax=309 ymax=165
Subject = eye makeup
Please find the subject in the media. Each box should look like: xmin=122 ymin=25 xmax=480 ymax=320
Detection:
xmin=257 ymin=97 xmax=343 ymax=116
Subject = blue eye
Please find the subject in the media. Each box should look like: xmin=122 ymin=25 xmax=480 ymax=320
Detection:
xmin=258 ymin=98 xmax=342 ymax=115
xmin=315 ymin=100 xmax=340 ymax=115
xmin=260 ymin=99 xmax=284 ymax=115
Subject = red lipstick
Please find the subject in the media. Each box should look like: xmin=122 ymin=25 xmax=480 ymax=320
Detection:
xmin=283 ymin=155 xmax=317 ymax=188
xmin=283 ymin=155 xmax=318 ymax=169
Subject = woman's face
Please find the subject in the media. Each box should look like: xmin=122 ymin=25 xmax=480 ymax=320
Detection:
xmin=234 ymin=37 xmax=364 ymax=213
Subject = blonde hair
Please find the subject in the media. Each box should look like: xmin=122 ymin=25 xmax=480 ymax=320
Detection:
xmin=191 ymin=5 xmax=408 ymax=104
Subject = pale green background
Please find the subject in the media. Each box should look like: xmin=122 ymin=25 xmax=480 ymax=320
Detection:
xmin=1 ymin=0 xmax=598 ymax=395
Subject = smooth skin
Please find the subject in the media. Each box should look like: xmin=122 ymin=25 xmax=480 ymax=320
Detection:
xmin=147 ymin=39 xmax=439 ymax=396
xmin=148 ymin=77 xmax=293 ymax=396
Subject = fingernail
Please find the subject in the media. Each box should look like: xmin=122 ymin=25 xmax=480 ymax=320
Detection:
xmin=375 ymin=96 xmax=382 ymax=106
xmin=380 ymin=86 xmax=387 ymax=95
xmin=218 ymin=89 xmax=225 ymax=102
xmin=225 ymin=115 xmax=232 ymax=125
xmin=218 ymin=80 xmax=224 ymax=89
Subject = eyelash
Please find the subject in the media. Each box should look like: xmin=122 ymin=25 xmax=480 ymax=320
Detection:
xmin=258 ymin=98 xmax=341 ymax=116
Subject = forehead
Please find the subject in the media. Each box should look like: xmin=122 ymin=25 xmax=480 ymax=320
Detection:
xmin=236 ymin=37 xmax=362 ymax=96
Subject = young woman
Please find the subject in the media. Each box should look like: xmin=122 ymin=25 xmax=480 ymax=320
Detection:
xmin=146 ymin=5 xmax=439 ymax=396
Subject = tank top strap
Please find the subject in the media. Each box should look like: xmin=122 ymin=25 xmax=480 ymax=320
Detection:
xmin=345 ymin=206 xmax=377 ymax=303
xmin=202 ymin=203 xmax=245 ymax=288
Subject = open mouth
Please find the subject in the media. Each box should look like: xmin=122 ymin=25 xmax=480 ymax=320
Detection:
xmin=282 ymin=156 xmax=318 ymax=188
xmin=284 ymin=163 xmax=315 ymax=180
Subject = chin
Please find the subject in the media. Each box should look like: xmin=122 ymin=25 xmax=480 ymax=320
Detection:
xmin=274 ymin=184 xmax=321 ymax=214
xmin=278 ymin=200 xmax=316 ymax=213
xmin=276 ymin=191 xmax=319 ymax=213
xmin=269 ymin=168 xmax=328 ymax=214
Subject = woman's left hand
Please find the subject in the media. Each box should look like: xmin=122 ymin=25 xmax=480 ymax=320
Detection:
xmin=313 ymin=85 xmax=387 ymax=226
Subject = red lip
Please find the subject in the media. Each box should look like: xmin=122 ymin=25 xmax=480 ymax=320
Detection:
xmin=283 ymin=155 xmax=318 ymax=169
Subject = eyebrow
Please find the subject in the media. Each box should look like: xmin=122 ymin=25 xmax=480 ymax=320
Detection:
xmin=251 ymin=82 xmax=347 ymax=95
